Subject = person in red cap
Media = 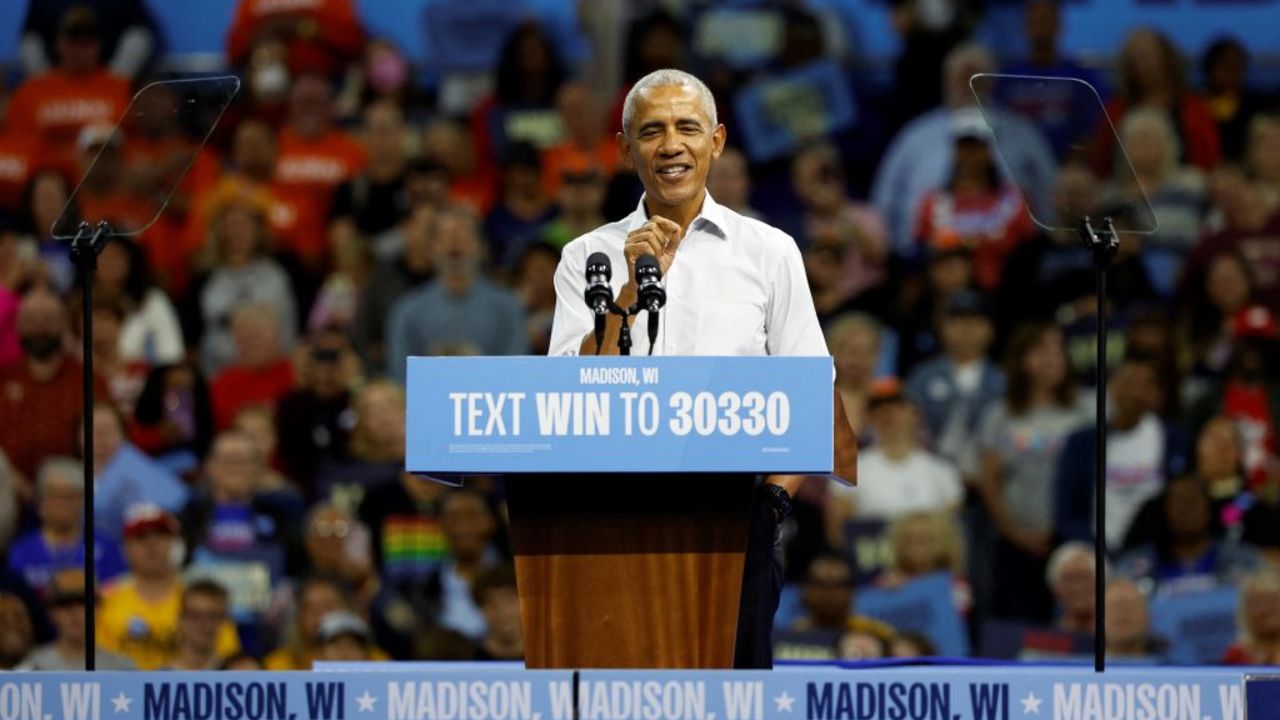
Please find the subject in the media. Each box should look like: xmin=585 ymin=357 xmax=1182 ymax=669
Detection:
xmin=96 ymin=504 xmax=240 ymax=670
xmin=1190 ymin=305 xmax=1280 ymax=491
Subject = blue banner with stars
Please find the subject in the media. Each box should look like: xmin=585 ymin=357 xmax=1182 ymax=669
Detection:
xmin=0 ymin=666 xmax=1264 ymax=720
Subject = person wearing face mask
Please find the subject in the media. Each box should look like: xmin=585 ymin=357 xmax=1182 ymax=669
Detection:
xmin=385 ymin=207 xmax=527 ymax=382
xmin=0 ymin=287 xmax=107 ymax=493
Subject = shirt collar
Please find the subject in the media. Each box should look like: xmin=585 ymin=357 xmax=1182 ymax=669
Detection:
xmin=625 ymin=190 xmax=729 ymax=240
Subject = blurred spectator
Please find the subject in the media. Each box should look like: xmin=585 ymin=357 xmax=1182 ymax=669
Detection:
xmin=1184 ymin=251 xmax=1257 ymax=381
xmin=180 ymin=430 xmax=300 ymax=569
xmin=1202 ymin=37 xmax=1271 ymax=162
xmin=915 ymin=113 xmax=1037 ymax=293
xmin=329 ymin=101 xmax=411 ymax=240
xmin=6 ymin=456 xmax=126 ymax=596
xmin=1187 ymin=306 xmax=1280 ymax=491
xmin=540 ymin=83 xmax=619 ymax=198
xmin=276 ymin=327 xmax=357 ymax=491
xmin=880 ymin=511 xmax=971 ymax=614
xmin=130 ymin=362 xmax=215 ymax=467
xmin=1183 ymin=165 xmax=1280 ymax=315
xmin=4 ymin=6 xmax=131 ymax=171
xmin=97 ymin=505 xmax=240 ymax=670
xmin=707 ymin=147 xmax=759 ymax=220
xmin=894 ymin=239 xmax=978 ymax=372
xmin=512 ymin=242 xmax=560 ymax=356
xmin=997 ymin=0 xmax=1105 ymax=161
xmin=1092 ymin=28 xmax=1220 ymax=175
xmin=0 ymin=132 xmax=34 ymax=215
xmin=345 ymin=38 xmax=418 ymax=115
xmin=974 ymin=323 xmax=1089 ymax=622
xmin=1245 ymin=114 xmax=1280 ymax=209
xmin=0 ymin=452 xmax=17 ymax=549
xmin=1118 ymin=475 xmax=1262 ymax=595
xmin=906 ymin=290 xmax=1004 ymax=465
xmin=358 ymin=471 xmax=447 ymax=589
xmin=1046 ymin=541 xmax=1097 ymax=636
xmin=263 ymin=574 xmax=349 ymax=670
xmin=386 ymin=207 xmax=526 ymax=380
xmin=300 ymin=504 xmax=374 ymax=607
xmin=209 ymin=304 xmax=295 ymax=430
xmin=1222 ymin=567 xmax=1280 ymax=664
xmin=792 ymin=144 xmax=888 ymax=319
xmin=16 ymin=568 xmax=134 ymax=670
xmin=873 ymin=43 xmax=1056 ymax=255
xmin=94 ymin=236 xmax=183 ymax=365
xmin=274 ymin=73 xmax=367 ymax=224
xmin=484 ymin=142 xmax=557 ymax=270
xmin=232 ymin=405 xmax=294 ymax=495
xmin=1103 ymin=578 xmax=1163 ymax=661
xmin=607 ymin=10 xmax=687 ymax=137
xmin=789 ymin=554 xmax=895 ymax=640
xmin=226 ymin=0 xmax=363 ymax=78
xmin=91 ymin=400 xmax=189 ymax=540
xmin=889 ymin=631 xmax=938 ymax=659
xmin=74 ymin=295 xmax=148 ymax=415
xmin=0 ymin=228 xmax=35 ymax=366
xmin=422 ymin=118 xmax=495 ymax=214
xmin=318 ymin=380 xmax=405 ymax=514
xmin=828 ymin=313 xmax=884 ymax=439
xmin=0 ymin=287 xmax=106 ymax=487
xmin=828 ymin=378 xmax=962 ymax=528
xmin=221 ymin=653 xmax=262 ymax=671
xmin=18 ymin=169 xmax=76 ymax=293
xmin=353 ymin=206 xmax=434 ymax=370
xmin=67 ymin=124 xmax=156 ymax=241
xmin=169 ymin=579 xmax=233 ymax=670
xmin=1106 ymin=109 xmax=1205 ymax=298
xmin=432 ymin=489 xmax=501 ymax=641
xmin=315 ymin=610 xmax=373 ymax=662
xmin=1194 ymin=416 xmax=1250 ymax=516
xmin=471 ymin=563 xmax=522 ymax=661
xmin=886 ymin=0 xmax=980 ymax=128
xmin=1055 ymin=351 xmax=1192 ymax=547
xmin=0 ymin=591 xmax=37 ymax=669
xmin=540 ymin=166 xmax=606 ymax=250
xmin=190 ymin=195 xmax=298 ymax=375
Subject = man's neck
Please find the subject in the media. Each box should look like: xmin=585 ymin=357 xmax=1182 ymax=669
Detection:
xmin=453 ymin=553 xmax=488 ymax=581
xmin=1112 ymin=410 xmax=1146 ymax=433
xmin=1060 ymin=610 xmax=1095 ymax=635
xmin=1171 ymin=535 xmax=1212 ymax=563
xmin=645 ymin=190 xmax=705 ymax=235
xmin=880 ymin=438 xmax=914 ymax=461
xmin=41 ymin=525 xmax=79 ymax=547
xmin=134 ymin=574 xmax=177 ymax=601
xmin=482 ymin=633 xmax=523 ymax=659
xmin=1107 ymin=637 xmax=1147 ymax=657
xmin=1029 ymin=46 xmax=1059 ymax=68
xmin=368 ymin=156 xmax=404 ymax=184
xmin=55 ymin=638 xmax=86 ymax=661
xmin=171 ymin=648 xmax=216 ymax=671
xmin=442 ymin=273 xmax=475 ymax=297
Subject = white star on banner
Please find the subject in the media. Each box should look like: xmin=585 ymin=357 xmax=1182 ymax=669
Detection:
xmin=1021 ymin=692 xmax=1042 ymax=715
xmin=774 ymin=691 xmax=796 ymax=713
xmin=112 ymin=692 xmax=132 ymax=713
xmin=357 ymin=691 xmax=377 ymax=712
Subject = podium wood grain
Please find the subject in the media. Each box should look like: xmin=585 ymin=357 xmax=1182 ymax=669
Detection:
xmin=506 ymin=474 xmax=753 ymax=668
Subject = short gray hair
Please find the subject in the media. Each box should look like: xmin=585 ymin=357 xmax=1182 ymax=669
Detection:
xmin=621 ymin=69 xmax=718 ymax=136
xmin=37 ymin=457 xmax=83 ymax=497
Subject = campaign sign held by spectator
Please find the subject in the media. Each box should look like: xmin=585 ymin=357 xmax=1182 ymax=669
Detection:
xmin=855 ymin=572 xmax=969 ymax=657
xmin=406 ymin=356 xmax=834 ymax=474
xmin=734 ymin=60 xmax=857 ymax=163
xmin=1149 ymin=586 xmax=1239 ymax=665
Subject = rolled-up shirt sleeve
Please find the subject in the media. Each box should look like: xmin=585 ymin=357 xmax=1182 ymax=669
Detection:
xmin=547 ymin=241 xmax=592 ymax=356
xmin=765 ymin=237 xmax=828 ymax=357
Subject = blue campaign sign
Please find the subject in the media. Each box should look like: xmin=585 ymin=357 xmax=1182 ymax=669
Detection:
xmin=733 ymin=60 xmax=857 ymax=163
xmin=1246 ymin=676 xmax=1280 ymax=720
xmin=405 ymin=355 xmax=834 ymax=475
xmin=855 ymin=572 xmax=970 ymax=658
xmin=0 ymin=670 xmax=574 ymax=720
xmin=1149 ymin=586 xmax=1239 ymax=665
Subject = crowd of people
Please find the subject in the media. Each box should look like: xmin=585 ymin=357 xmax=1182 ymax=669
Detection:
xmin=0 ymin=0 xmax=1278 ymax=670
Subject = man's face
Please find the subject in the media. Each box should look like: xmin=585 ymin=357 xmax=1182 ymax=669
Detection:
xmin=441 ymin=493 xmax=495 ymax=561
xmin=181 ymin=593 xmax=229 ymax=652
xmin=0 ymin=594 xmax=34 ymax=665
xmin=319 ymin=635 xmax=367 ymax=661
xmin=1111 ymin=361 xmax=1159 ymax=420
xmin=124 ymin=532 xmax=176 ymax=580
xmin=233 ymin=122 xmax=277 ymax=178
xmin=941 ymin=314 xmax=992 ymax=360
xmin=57 ymin=34 xmax=102 ymax=74
xmin=619 ymin=84 xmax=725 ymax=211
xmin=207 ymin=434 xmax=260 ymax=503
xmin=39 ymin=474 xmax=82 ymax=532
xmin=802 ymin=558 xmax=853 ymax=627
xmin=434 ymin=214 xmax=482 ymax=277
xmin=1103 ymin=580 xmax=1148 ymax=647
xmin=1053 ymin=555 xmax=1095 ymax=615
xmin=17 ymin=290 xmax=67 ymax=362
xmin=481 ymin=586 xmax=522 ymax=640
xmin=300 ymin=584 xmax=345 ymax=639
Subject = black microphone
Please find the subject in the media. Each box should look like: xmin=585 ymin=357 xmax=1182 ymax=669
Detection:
xmin=583 ymin=252 xmax=613 ymax=354
xmin=635 ymin=254 xmax=666 ymax=355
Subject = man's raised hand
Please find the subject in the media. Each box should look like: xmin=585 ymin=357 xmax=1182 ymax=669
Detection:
xmin=624 ymin=215 xmax=683 ymax=288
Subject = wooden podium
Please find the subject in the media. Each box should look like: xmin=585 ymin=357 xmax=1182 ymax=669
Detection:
xmin=405 ymin=356 xmax=855 ymax=669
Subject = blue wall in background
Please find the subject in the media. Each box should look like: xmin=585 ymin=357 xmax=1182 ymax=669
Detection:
xmin=1 ymin=0 xmax=1277 ymax=75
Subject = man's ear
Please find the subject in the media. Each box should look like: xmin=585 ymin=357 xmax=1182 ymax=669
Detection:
xmin=616 ymin=131 xmax=634 ymax=171
xmin=711 ymin=124 xmax=727 ymax=160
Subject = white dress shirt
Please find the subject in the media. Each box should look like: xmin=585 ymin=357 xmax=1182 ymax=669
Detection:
xmin=548 ymin=192 xmax=829 ymax=358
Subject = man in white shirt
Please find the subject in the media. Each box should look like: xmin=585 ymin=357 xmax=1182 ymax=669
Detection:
xmin=547 ymin=69 xmax=830 ymax=668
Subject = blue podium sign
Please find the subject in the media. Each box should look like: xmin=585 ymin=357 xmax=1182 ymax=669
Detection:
xmin=406 ymin=356 xmax=834 ymax=474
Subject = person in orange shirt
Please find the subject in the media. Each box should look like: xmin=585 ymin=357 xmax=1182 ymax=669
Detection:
xmin=190 ymin=119 xmax=325 ymax=266
xmin=4 ymin=7 xmax=131 ymax=174
xmin=274 ymin=73 xmax=366 ymax=221
xmin=226 ymin=0 xmax=364 ymax=79
xmin=540 ymin=83 xmax=620 ymax=198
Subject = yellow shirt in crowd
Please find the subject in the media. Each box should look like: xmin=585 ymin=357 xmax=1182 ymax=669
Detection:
xmin=96 ymin=578 xmax=241 ymax=670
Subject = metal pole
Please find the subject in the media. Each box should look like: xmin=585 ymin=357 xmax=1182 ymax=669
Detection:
xmin=1094 ymin=257 xmax=1107 ymax=673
